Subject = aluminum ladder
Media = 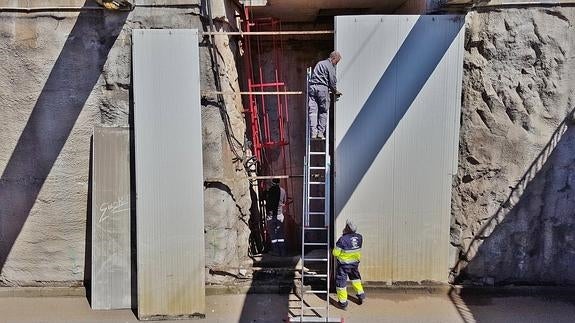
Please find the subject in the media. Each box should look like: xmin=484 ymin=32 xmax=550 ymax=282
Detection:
xmin=290 ymin=67 xmax=340 ymax=323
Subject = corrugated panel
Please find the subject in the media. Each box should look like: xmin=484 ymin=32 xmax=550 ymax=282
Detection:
xmin=132 ymin=29 xmax=205 ymax=319
xmin=334 ymin=15 xmax=464 ymax=283
xmin=91 ymin=126 xmax=131 ymax=310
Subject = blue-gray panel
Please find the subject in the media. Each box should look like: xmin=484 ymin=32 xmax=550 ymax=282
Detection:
xmin=335 ymin=15 xmax=464 ymax=282
xmin=91 ymin=126 xmax=131 ymax=310
xmin=132 ymin=29 xmax=204 ymax=319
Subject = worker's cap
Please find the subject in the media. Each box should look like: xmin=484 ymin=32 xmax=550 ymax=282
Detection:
xmin=272 ymin=178 xmax=280 ymax=184
xmin=345 ymin=219 xmax=357 ymax=232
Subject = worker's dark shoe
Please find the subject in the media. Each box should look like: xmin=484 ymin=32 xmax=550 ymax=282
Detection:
xmin=337 ymin=301 xmax=348 ymax=310
xmin=357 ymin=293 xmax=366 ymax=305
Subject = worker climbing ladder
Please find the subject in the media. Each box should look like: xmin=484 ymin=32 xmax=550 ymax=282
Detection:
xmin=290 ymin=68 xmax=341 ymax=323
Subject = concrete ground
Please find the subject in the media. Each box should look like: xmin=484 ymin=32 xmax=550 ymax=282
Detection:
xmin=1 ymin=289 xmax=575 ymax=323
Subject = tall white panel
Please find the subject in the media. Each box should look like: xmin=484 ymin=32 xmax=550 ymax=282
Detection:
xmin=335 ymin=16 xmax=464 ymax=282
xmin=91 ymin=126 xmax=131 ymax=310
xmin=132 ymin=29 xmax=204 ymax=319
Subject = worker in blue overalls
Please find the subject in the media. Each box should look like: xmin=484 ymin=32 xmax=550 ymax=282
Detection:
xmin=333 ymin=219 xmax=365 ymax=310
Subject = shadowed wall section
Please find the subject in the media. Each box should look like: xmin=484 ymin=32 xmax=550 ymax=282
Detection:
xmin=0 ymin=8 xmax=127 ymax=280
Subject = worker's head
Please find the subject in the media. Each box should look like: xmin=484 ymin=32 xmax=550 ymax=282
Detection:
xmin=272 ymin=178 xmax=280 ymax=186
xmin=329 ymin=51 xmax=342 ymax=66
xmin=344 ymin=219 xmax=357 ymax=234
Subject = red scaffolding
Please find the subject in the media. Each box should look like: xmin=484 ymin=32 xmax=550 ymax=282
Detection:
xmin=242 ymin=9 xmax=296 ymax=253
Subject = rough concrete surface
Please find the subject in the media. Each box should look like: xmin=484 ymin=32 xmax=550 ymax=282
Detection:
xmin=452 ymin=8 xmax=575 ymax=284
xmin=1 ymin=291 xmax=575 ymax=322
xmin=0 ymin=1 xmax=252 ymax=286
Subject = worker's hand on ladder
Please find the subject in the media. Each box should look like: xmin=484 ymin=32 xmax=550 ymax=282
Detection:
xmin=334 ymin=91 xmax=342 ymax=101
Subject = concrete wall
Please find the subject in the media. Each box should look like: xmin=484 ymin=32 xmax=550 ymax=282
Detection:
xmin=0 ymin=0 xmax=251 ymax=286
xmin=452 ymin=7 xmax=575 ymax=285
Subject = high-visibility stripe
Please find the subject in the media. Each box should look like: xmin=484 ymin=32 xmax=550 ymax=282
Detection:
xmin=336 ymin=287 xmax=348 ymax=302
xmin=351 ymin=280 xmax=364 ymax=294
xmin=335 ymin=251 xmax=361 ymax=263
xmin=271 ymin=239 xmax=285 ymax=243
xmin=333 ymin=246 xmax=362 ymax=264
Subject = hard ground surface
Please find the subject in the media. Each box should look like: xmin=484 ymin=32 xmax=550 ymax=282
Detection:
xmin=1 ymin=291 xmax=575 ymax=323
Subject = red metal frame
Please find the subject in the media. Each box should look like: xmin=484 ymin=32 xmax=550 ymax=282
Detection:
xmin=242 ymin=9 xmax=296 ymax=251
xmin=244 ymin=15 xmax=290 ymax=159
xmin=242 ymin=11 xmax=292 ymax=176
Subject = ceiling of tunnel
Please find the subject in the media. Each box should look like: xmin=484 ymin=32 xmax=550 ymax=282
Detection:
xmin=244 ymin=0 xmax=411 ymax=23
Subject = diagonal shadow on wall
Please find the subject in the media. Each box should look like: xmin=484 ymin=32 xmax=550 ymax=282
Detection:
xmin=0 ymin=6 xmax=128 ymax=271
xmin=335 ymin=16 xmax=464 ymax=215
xmin=452 ymin=108 xmax=575 ymax=286
xmin=450 ymin=119 xmax=575 ymax=323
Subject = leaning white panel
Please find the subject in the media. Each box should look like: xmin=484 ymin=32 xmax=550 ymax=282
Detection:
xmin=335 ymin=15 xmax=465 ymax=283
xmin=132 ymin=29 xmax=204 ymax=319
xmin=91 ymin=126 xmax=131 ymax=310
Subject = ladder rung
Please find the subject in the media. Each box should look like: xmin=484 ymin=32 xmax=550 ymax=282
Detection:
xmin=305 ymin=290 xmax=328 ymax=294
xmin=289 ymin=317 xmax=341 ymax=323
xmin=304 ymin=258 xmax=328 ymax=261
xmin=304 ymin=242 xmax=328 ymax=246
xmin=308 ymin=212 xmax=325 ymax=215
xmin=308 ymin=197 xmax=325 ymax=200
xmin=309 ymin=152 xmax=326 ymax=155
xmin=309 ymin=182 xmax=325 ymax=184
xmin=302 ymin=274 xmax=328 ymax=278
xmin=304 ymin=227 xmax=327 ymax=230
xmin=309 ymin=167 xmax=326 ymax=170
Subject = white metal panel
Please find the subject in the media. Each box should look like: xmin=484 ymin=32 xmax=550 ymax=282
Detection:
xmin=335 ymin=15 xmax=464 ymax=282
xmin=132 ymin=29 xmax=205 ymax=319
xmin=91 ymin=126 xmax=131 ymax=310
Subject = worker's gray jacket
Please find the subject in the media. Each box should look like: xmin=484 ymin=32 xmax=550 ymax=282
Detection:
xmin=309 ymin=58 xmax=337 ymax=92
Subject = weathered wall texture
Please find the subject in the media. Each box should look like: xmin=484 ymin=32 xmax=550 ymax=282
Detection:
xmin=0 ymin=1 xmax=251 ymax=286
xmin=452 ymin=8 xmax=575 ymax=285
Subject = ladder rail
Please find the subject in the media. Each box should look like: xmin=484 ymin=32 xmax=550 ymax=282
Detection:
xmin=294 ymin=66 xmax=336 ymax=323
xmin=300 ymin=67 xmax=311 ymax=321
xmin=325 ymin=97 xmax=331 ymax=322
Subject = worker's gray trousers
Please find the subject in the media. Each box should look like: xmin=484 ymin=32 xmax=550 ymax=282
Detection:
xmin=308 ymin=84 xmax=330 ymax=137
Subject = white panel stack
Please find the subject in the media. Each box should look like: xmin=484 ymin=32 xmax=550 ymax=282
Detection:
xmin=132 ymin=29 xmax=205 ymax=319
xmin=92 ymin=126 xmax=131 ymax=310
xmin=335 ymin=16 xmax=465 ymax=282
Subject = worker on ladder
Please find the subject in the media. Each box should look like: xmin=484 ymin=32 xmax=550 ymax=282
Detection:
xmin=333 ymin=219 xmax=366 ymax=310
xmin=308 ymin=51 xmax=342 ymax=140
xmin=266 ymin=178 xmax=287 ymax=256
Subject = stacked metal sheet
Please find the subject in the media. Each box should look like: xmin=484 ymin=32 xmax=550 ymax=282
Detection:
xmin=132 ymin=29 xmax=205 ymax=319
xmin=335 ymin=15 xmax=465 ymax=283
xmin=91 ymin=126 xmax=131 ymax=310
